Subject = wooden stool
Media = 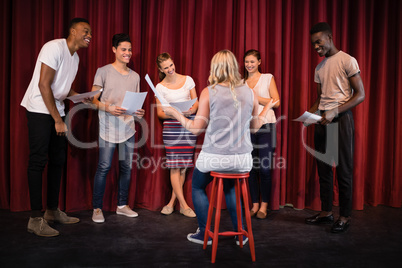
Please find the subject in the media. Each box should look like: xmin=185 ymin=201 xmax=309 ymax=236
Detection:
xmin=203 ymin=171 xmax=256 ymax=263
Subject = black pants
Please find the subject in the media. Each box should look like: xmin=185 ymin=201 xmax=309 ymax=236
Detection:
xmin=249 ymin=123 xmax=276 ymax=204
xmin=314 ymin=110 xmax=354 ymax=217
xmin=26 ymin=111 xmax=66 ymax=212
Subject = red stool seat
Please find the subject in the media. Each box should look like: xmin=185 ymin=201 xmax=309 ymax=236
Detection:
xmin=203 ymin=171 xmax=256 ymax=263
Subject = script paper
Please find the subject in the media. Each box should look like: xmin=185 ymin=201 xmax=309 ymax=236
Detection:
xmin=293 ymin=111 xmax=322 ymax=124
xmin=170 ymin=98 xmax=197 ymax=113
xmin=67 ymin=89 xmax=102 ymax=103
xmin=120 ymin=92 xmax=148 ymax=115
xmin=145 ymin=74 xmax=170 ymax=106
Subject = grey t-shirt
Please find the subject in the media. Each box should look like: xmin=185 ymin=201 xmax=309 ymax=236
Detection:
xmin=314 ymin=51 xmax=360 ymax=110
xmin=93 ymin=64 xmax=140 ymax=143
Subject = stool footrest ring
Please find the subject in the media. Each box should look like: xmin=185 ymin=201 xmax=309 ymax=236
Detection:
xmin=206 ymin=230 xmax=249 ymax=237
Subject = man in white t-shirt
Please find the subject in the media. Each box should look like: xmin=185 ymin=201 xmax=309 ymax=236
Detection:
xmin=21 ymin=18 xmax=92 ymax=237
xmin=305 ymin=22 xmax=365 ymax=233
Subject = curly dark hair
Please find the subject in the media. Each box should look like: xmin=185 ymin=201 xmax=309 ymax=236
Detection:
xmin=310 ymin=22 xmax=332 ymax=35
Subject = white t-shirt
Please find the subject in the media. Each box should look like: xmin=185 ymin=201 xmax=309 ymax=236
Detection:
xmin=93 ymin=64 xmax=140 ymax=143
xmin=155 ymin=76 xmax=195 ymax=103
xmin=21 ymin=39 xmax=79 ymax=116
xmin=245 ymin=73 xmax=276 ymax=124
xmin=314 ymin=51 xmax=360 ymax=110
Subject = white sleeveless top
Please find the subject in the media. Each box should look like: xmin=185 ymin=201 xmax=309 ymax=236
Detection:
xmin=246 ymin=73 xmax=276 ymax=124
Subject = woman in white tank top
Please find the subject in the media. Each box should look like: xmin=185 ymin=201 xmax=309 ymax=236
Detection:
xmin=244 ymin=49 xmax=280 ymax=219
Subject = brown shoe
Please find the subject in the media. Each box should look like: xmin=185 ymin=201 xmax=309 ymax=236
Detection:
xmin=161 ymin=205 xmax=174 ymax=215
xmin=256 ymin=210 xmax=267 ymax=219
xmin=27 ymin=217 xmax=59 ymax=237
xmin=180 ymin=208 xmax=196 ymax=218
xmin=250 ymin=210 xmax=257 ymax=217
xmin=44 ymin=208 xmax=80 ymax=224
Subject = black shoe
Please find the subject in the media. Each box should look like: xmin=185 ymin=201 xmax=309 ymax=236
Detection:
xmin=331 ymin=219 xmax=351 ymax=233
xmin=305 ymin=213 xmax=334 ymax=225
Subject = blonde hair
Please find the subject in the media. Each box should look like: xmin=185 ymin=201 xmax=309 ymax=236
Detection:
xmin=208 ymin=50 xmax=242 ymax=108
xmin=156 ymin=52 xmax=173 ymax=81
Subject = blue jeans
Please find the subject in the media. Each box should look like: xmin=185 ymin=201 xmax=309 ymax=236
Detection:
xmin=92 ymin=136 xmax=135 ymax=209
xmin=249 ymin=123 xmax=276 ymax=203
xmin=192 ymin=168 xmax=243 ymax=232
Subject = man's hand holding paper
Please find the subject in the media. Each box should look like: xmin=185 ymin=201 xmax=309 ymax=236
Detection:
xmin=120 ymin=91 xmax=148 ymax=116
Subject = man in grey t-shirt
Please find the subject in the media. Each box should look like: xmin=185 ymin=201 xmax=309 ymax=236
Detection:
xmin=90 ymin=33 xmax=144 ymax=224
xmin=305 ymin=22 xmax=365 ymax=233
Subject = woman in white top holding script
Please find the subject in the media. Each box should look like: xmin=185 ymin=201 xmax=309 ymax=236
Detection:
xmin=155 ymin=52 xmax=199 ymax=218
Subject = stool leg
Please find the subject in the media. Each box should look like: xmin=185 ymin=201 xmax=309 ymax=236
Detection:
xmin=235 ymin=179 xmax=243 ymax=248
xmin=204 ymin=177 xmax=217 ymax=249
xmin=241 ymin=179 xmax=256 ymax=262
xmin=211 ymin=178 xmax=224 ymax=263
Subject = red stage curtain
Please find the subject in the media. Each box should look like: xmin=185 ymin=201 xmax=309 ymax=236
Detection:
xmin=1 ymin=0 xmax=401 ymax=212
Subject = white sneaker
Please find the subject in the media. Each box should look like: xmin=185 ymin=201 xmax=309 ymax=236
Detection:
xmin=92 ymin=208 xmax=105 ymax=223
xmin=235 ymin=235 xmax=249 ymax=246
xmin=116 ymin=205 xmax=138 ymax=218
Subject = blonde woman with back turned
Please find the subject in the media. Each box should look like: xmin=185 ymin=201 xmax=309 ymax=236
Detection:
xmin=163 ymin=50 xmax=278 ymax=245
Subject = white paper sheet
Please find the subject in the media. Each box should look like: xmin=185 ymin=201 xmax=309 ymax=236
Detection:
xmin=120 ymin=91 xmax=148 ymax=115
xmin=170 ymin=98 xmax=197 ymax=113
xmin=293 ymin=111 xmax=322 ymax=125
xmin=66 ymin=89 xmax=102 ymax=103
xmin=145 ymin=74 xmax=170 ymax=106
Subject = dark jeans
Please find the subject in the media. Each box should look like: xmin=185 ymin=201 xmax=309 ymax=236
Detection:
xmin=192 ymin=168 xmax=243 ymax=232
xmin=249 ymin=123 xmax=276 ymax=204
xmin=92 ymin=136 xmax=135 ymax=209
xmin=314 ymin=110 xmax=355 ymax=217
xmin=26 ymin=111 xmax=67 ymax=212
